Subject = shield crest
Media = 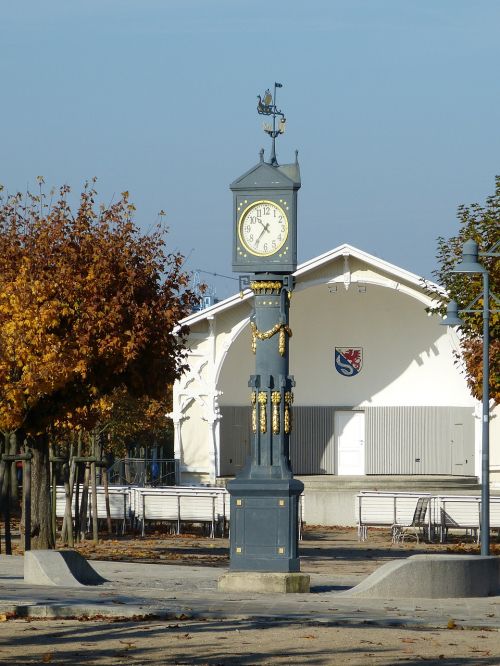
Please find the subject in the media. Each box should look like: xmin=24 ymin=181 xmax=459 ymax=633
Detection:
xmin=335 ymin=347 xmax=363 ymax=377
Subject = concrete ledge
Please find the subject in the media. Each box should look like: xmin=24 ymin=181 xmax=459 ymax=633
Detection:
xmin=218 ymin=571 xmax=310 ymax=594
xmin=340 ymin=554 xmax=500 ymax=599
xmin=24 ymin=550 xmax=107 ymax=587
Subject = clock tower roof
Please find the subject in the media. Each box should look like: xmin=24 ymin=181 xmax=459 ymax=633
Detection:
xmin=230 ymin=152 xmax=301 ymax=192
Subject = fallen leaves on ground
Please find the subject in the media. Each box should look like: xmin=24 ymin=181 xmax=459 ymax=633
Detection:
xmin=0 ymin=612 xmax=16 ymax=622
xmin=57 ymin=534 xmax=230 ymax=566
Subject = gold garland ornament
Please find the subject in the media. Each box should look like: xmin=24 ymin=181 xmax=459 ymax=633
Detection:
xmin=271 ymin=391 xmax=281 ymax=434
xmin=284 ymin=391 xmax=294 ymax=434
xmin=250 ymin=322 xmax=292 ymax=356
xmin=258 ymin=392 xmax=268 ymax=433
xmin=251 ymin=281 xmax=282 ymax=294
xmin=251 ymin=391 xmax=257 ymax=433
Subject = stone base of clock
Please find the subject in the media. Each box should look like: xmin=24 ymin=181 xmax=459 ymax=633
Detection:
xmin=227 ymin=477 xmax=303 ymax=573
xmin=218 ymin=571 xmax=310 ymax=594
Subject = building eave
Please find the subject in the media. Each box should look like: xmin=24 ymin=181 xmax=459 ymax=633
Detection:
xmin=176 ymin=243 xmax=444 ymax=330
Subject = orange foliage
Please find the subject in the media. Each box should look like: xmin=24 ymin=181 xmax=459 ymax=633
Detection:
xmin=0 ymin=182 xmax=197 ymax=435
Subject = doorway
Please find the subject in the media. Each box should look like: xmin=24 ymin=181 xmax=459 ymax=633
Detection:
xmin=451 ymin=422 xmax=474 ymax=475
xmin=335 ymin=410 xmax=365 ymax=475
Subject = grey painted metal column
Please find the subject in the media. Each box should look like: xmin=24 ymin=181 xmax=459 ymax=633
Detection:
xmin=481 ymin=270 xmax=490 ymax=556
xmin=227 ymin=277 xmax=303 ymax=572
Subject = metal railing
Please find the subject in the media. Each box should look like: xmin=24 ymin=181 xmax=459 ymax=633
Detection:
xmin=107 ymin=458 xmax=178 ymax=487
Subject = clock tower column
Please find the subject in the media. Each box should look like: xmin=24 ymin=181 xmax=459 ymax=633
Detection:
xmin=220 ymin=85 xmax=309 ymax=586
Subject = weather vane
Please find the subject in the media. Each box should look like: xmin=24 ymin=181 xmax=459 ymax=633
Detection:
xmin=257 ymin=82 xmax=286 ymax=166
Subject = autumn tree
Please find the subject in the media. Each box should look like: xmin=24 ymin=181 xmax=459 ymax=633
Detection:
xmin=0 ymin=181 xmax=197 ymax=548
xmin=431 ymin=176 xmax=499 ymax=403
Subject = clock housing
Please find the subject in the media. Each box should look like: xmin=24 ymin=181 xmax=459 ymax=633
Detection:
xmin=231 ymin=157 xmax=300 ymax=274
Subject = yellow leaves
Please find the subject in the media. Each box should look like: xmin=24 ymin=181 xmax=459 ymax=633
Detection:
xmin=0 ymin=611 xmax=16 ymax=622
xmin=0 ymin=183 xmax=195 ymax=435
xmin=97 ymin=396 xmax=113 ymax=414
xmin=74 ymin=360 xmax=88 ymax=377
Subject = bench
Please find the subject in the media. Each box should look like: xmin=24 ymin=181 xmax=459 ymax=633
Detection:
xmin=432 ymin=495 xmax=500 ymax=543
xmin=54 ymin=486 xmax=131 ymax=534
xmin=357 ymin=492 xmax=500 ymax=544
xmin=132 ymin=486 xmax=229 ymax=538
xmin=392 ymin=496 xmax=431 ymax=543
xmin=356 ymin=492 xmax=432 ymax=542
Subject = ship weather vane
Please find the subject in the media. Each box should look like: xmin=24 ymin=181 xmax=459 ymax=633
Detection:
xmin=257 ymin=82 xmax=286 ymax=166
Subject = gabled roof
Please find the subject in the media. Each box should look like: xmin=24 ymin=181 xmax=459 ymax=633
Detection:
xmin=230 ymin=159 xmax=300 ymax=190
xmin=180 ymin=243 xmax=442 ymax=327
xmin=295 ymin=244 xmax=427 ymax=285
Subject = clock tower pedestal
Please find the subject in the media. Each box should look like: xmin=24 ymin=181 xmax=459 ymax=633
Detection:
xmin=226 ymin=277 xmax=304 ymax=573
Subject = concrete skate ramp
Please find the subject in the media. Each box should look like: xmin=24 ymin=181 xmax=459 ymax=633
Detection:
xmin=340 ymin=554 xmax=500 ymax=599
xmin=24 ymin=550 xmax=107 ymax=587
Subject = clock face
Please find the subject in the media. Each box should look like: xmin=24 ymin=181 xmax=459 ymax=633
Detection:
xmin=238 ymin=200 xmax=288 ymax=257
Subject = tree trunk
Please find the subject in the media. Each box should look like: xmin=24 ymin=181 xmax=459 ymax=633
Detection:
xmin=61 ymin=437 xmax=75 ymax=544
xmin=49 ymin=442 xmax=57 ymax=544
xmin=22 ymin=450 xmax=32 ymax=552
xmin=8 ymin=432 xmax=18 ymax=504
xmin=0 ymin=433 xmax=5 ymax=554
xmin=95 ymin=431 xmax=103 ymax=484
xmin=61 ymin=462 xmax=74 ymax=547
xmin=74 ymin=433 xmax=82 ymax=540
xmin=79 ymin=464 xmax=90 ymax=541
xmin=30 ymin=434 xmax=55 ymax=550
xmin=102 ymin=454 xmax=113 ymax=535
xmin=89 ymin=432 xmax=98 ymax=543
xmin=1 ymin=457 xmax=11 ymax=554
xmin=91 ymin=459 xmax=98 ymax=543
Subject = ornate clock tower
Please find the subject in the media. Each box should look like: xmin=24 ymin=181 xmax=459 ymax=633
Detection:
xmin=224 ymin=84 xmax=307 ymax=582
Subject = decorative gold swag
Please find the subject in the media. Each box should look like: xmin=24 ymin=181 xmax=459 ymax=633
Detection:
xmin=250 ymin=322 xmax=292 ymax=356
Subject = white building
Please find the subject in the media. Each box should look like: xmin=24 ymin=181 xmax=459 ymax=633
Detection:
xmin=171 ymin=245 xmax=499 ymax=524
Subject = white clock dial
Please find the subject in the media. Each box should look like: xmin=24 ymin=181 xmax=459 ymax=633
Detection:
xmin=238 ymin=200 xmax=288 ymax=257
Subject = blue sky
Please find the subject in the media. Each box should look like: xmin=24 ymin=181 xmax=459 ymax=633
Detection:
xmin=2 ymin=0 xmax=499 ymax=298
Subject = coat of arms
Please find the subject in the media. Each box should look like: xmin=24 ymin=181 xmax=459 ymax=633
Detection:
xmin=335 ymin=347 xmax=363 ymax=376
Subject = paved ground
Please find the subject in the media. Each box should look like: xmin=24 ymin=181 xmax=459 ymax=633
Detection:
xmin=0 ymin=527 xmax=499 ymax=665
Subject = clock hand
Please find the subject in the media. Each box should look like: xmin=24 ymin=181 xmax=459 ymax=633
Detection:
xmin=255 ymin=223 xmax=270 ymax=246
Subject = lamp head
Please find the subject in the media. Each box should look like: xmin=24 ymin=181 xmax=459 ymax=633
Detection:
xmin=440 ymin=299 xmax=463 ymax=327
xmin=452 ymin=239 xmax=486 ymax=274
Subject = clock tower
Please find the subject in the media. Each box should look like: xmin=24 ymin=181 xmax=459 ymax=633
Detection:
xmin=231 ymin=152 xmax=300 ymax=274
xmin=221 ymin=84 xmax=308 ymax=587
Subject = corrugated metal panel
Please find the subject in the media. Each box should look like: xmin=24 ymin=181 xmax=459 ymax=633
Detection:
xmin=290 ymin=407 xmax=335 ymax=474
xmin=365 ymin=407 xmax=475 ymax=474
xmin=220 ymin=405 xmax=336 ymax=475
xmin=219 ymin=406 xmax=251 ymax=476
xmin=220 ymin=405 xmax=475 ymax=477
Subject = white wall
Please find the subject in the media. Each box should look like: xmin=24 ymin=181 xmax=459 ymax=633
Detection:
xmin=174 ymin=253 xmax=489 ymax=483
xmin=217 ymin=282 xmax=474 ymax=409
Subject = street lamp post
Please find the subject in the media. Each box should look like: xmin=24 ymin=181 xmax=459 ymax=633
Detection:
xmin=441 ymin=239 xmax=498 ymax=556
